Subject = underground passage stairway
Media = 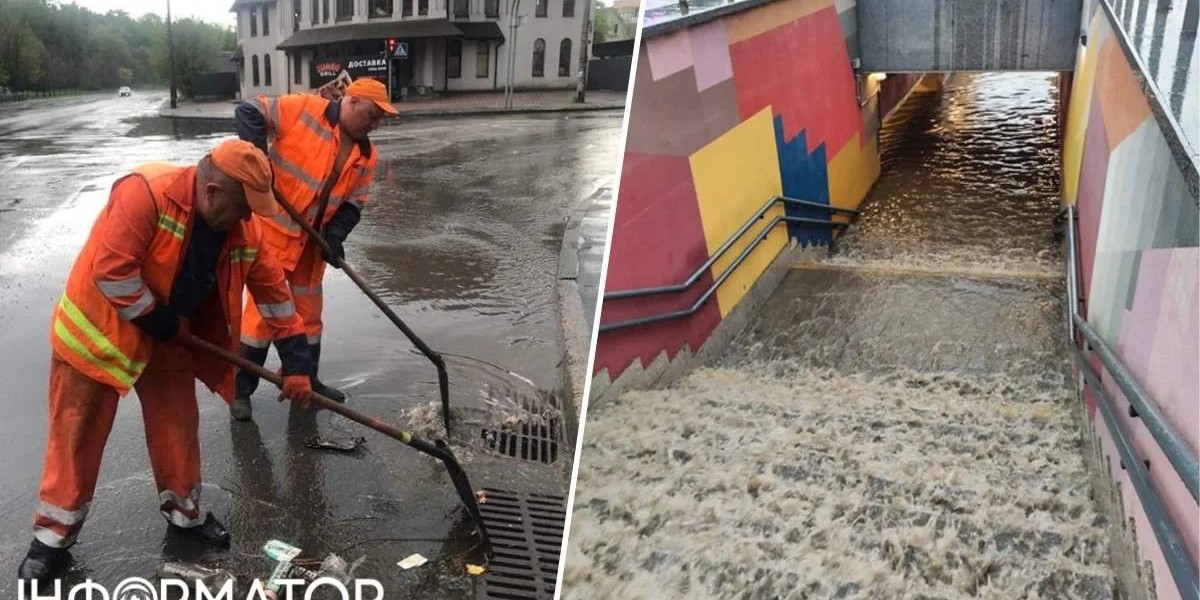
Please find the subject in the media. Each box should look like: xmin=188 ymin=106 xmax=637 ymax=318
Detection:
xmin=565 ymin=73 xmax=1120 ymax=598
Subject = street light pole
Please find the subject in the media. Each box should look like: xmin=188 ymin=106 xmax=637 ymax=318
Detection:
xmin=505 ymin=0 xmax=518 ymax=109
xmin=167 ymin=0 xmax=178 ymax=108
xmin=575 ymin=0 xmax=591 ymax=102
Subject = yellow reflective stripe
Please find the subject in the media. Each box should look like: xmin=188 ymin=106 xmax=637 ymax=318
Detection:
xmin=54 ymin=319 xmax=136 ymax=388
xmin=229 ymin=247 xmax=258 ymax=263
xmin=58 ymin=296 xmax=146 ymax=376
xmin=157 ymin=213 xmax=185 ymax=240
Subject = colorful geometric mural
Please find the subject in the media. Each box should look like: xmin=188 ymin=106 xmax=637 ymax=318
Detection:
xmin=1062 ymin=6 xmax=1200 ymax=600
xmin=594 ymin=0 xmax=915 ymax=383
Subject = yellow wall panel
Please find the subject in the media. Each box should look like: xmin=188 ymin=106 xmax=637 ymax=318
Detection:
xmin=690 ymin=108 xmax=787 ymax=318
xmin=1062 ymin=11 xmax=1108 ymax=205
xmin=725 ymin=0 xmax=831 ymax=44
xmin=827 ymin=132 xmax=880 ymax=220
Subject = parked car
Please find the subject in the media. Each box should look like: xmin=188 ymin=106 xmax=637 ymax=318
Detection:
xmin=118 ymin=86 xmax=132 ymax=97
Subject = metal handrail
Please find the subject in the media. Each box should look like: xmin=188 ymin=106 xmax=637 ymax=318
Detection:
xmin=1063 ymin=204 xmax=1199 ymax=600
xmin=1072 ymin=347 xmax=1199 ymax=600
xmin=604 ymin=196 xmax=855 ymax=300
xmin=598 ymin=209 xmax=847 ymax=333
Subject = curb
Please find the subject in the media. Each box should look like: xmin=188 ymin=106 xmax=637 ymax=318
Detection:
xmin=157 ymin=103 xmax=624 ymax=121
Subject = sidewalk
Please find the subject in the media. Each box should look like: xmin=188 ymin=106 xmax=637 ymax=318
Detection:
xmin=158 ymin=89 xmax=627 ymax=120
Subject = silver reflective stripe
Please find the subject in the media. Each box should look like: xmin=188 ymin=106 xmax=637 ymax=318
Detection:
xmin=257 ymin=300 xmax=297 ymax=319
xmin=97 ymin=276 xmax=145 ymax=298
xmin=307 ymin=333 xmax=321 ymax=345
xmin=268 ymin=98 xmax=280 ymax=132
xmin=241 ymin=334 xmax=271 ymax=349
xmin=299 ymin=112 xmax=333 ymax=141
xmin=291 ymin=284 xmax=323 ymax=296
xmin=271 ymin=212 xmax=301 ymax=232
xmin=268 ymin=149 xmax=322 ymax=191
xmin=117 ymin=289 xmax=155 ymax=320
xmin=36 ymin=501 xmax=88 ymax=526
xmin=34 ymin=526 xmax=73 ymax=548
xmin=159 ymin=489 xmax=205 ymax=528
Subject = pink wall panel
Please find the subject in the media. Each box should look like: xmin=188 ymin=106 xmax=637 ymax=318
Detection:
xmin=1076 ymin=93 xmax=1110 ymax=311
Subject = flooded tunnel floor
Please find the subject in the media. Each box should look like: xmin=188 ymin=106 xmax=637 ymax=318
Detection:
xmin=565 ymin=74 xmax=1119 ymax=598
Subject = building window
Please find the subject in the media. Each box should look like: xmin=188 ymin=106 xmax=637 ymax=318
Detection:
xmin=293 ymin=0 xmax=302 ymax=30
xmin=311 ymin=0 xmax=318 ymax=23
xmin=476 ymin=42 xmax=489 ymax=77
xmin=453 ymin=0 xmax=468 ymax=17
xmin=532 ymin=38 xmax=544 ymax=76
xmin=252 ymin=55 xmax=260 ymax=86
xmin=485 ymin=0 xmax=499 ymax=17
xmin=447 ymin=40 xmax=462 ymax=78
xmin=370 ymin=0 xmax=392 ymax=17
xmin=322 ymin=0 xmax=330 ymax=22
xmin=558 ymin=38 xmax=571 ymax=76
xmin=402 ymin=0 xmax=412 ymax=16
xmin=264 ymin=54 xmax=272 ymax=86
xmin=250 ymin=8 xmax=258 ymax=36
xmin=562 ymin=0 xmax=573 ymax=17
xmin=418 ymin=0 xmax=428 ymax=15
xmin=535 ymin=0 xmax=547 ymax=17
xmin=294 ymin=55 xmax=303 ymax=84
xmin=262 ymin=6 xmax=270 ymax=36
xmin=337 ymin=0 xmax=353 ymax=20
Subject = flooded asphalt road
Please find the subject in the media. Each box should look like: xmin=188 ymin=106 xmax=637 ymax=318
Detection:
xmin=565 ymin=74 xmax=1119 ymax=599
xmin=0 ymin=92 xmax=621 ymax=597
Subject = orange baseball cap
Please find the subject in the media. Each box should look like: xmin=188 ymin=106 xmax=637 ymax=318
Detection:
xmin=345 ymin=78 xmax=398 ymax=115
xmin=208 ymin=139 xmax=280 ymax=216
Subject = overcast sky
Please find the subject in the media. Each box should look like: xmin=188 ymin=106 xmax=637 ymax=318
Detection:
xmin=66 ymin=0 xmax=236 ymax=28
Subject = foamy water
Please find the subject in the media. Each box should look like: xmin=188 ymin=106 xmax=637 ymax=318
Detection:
xmin=564 ymin=74 xmax=1116 ymax=598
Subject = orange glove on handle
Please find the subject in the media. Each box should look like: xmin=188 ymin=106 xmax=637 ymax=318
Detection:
xmin=278 ymin=374 xmax=313 ymax=407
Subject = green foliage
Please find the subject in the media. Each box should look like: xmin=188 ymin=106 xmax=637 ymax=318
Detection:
xmin=0 ymin=0 xmax=233 ymax=92
xmin=591 ymin=2 xmax=614 ymax=44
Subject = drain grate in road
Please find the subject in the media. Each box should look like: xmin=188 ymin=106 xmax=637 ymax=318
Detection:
xmin=480 ymin=489 xmax=565 ymax=600
xmin=480 ymin=396 xmax=561 ymax=464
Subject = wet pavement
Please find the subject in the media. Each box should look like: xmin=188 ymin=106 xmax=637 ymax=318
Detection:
xmin=565 ymin=74 xmax=1118 ymax=598
xmin=0 ymin=92 xmax=621 ymax=597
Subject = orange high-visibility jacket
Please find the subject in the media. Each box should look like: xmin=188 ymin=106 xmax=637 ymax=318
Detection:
xmin=244 ymin=93 xmax=377 ymax=271
xmin=50 ymin=163 xmax=307 ymax=399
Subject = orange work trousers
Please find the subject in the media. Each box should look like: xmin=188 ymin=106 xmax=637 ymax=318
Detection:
xmin=33 ymin=344 xmax=204 ymax=549
xmin=241 ymin=241 xmax=326 ymax=349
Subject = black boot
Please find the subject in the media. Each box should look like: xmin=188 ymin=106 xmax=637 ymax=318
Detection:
xmin=17 ymin=539 xmax=72 ymax=583
xmin=309 ymin=343 xmax=346 ymax=403
xmin=167 ymin=513 xmax=230 ymax=548
xmin=231 ymin=344 xmax=269 ymax=422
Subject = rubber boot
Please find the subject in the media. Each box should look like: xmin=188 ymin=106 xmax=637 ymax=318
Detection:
xmin=231 ymin=344 xmax=269 ymax=422
xmin=309 ymin=343 xmax=346 ymax=403
xmin=167 ymin=513 xmax=230 ymax=548
xmin=17 ymin=539 xmax=72 ymax=584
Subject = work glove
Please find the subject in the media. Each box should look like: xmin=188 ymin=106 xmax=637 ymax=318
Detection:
xmin=321 ymin=234 xmax=345 ymax=268
xmin=278 ymin=373 xmax=313 ymax=407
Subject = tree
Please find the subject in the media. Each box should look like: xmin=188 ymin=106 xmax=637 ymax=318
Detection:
xmin=592 ymin=2 xmax=614 ymax=44
xmin=168 ymin=18 xmax=225 ymax=98
xmin=0 ymin=23 xmax=48 ymax=90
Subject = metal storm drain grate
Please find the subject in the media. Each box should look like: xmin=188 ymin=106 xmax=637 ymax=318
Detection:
xmin=480 ymin=489 xmax=565 ymax=600
xmin=480 ymin=396 xmax=561 ymax=464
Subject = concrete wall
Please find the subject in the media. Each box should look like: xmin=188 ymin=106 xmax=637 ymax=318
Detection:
xmin=593 ymin=0 xmax=922 ymax=390
xmin=858 ymin=0 xmax=1083 ymax=72
xmin=1062 ymin=4 xmax=1200 ymax=600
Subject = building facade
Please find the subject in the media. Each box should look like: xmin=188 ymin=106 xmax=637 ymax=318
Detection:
xmin=230 ymin=0 xmax=585 ymax=100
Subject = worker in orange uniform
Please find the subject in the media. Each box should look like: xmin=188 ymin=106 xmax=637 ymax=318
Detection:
xmin=230 ymin=77 xmax=397 ymax=422
xmin=17 ymin=140 xmax=316 ymax=583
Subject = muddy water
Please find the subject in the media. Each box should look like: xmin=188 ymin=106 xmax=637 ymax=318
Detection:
xmin=0 ymin=95 xmax=621 ymax=598
xmin=566 ymin=74 xmax=1118 ymax=599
